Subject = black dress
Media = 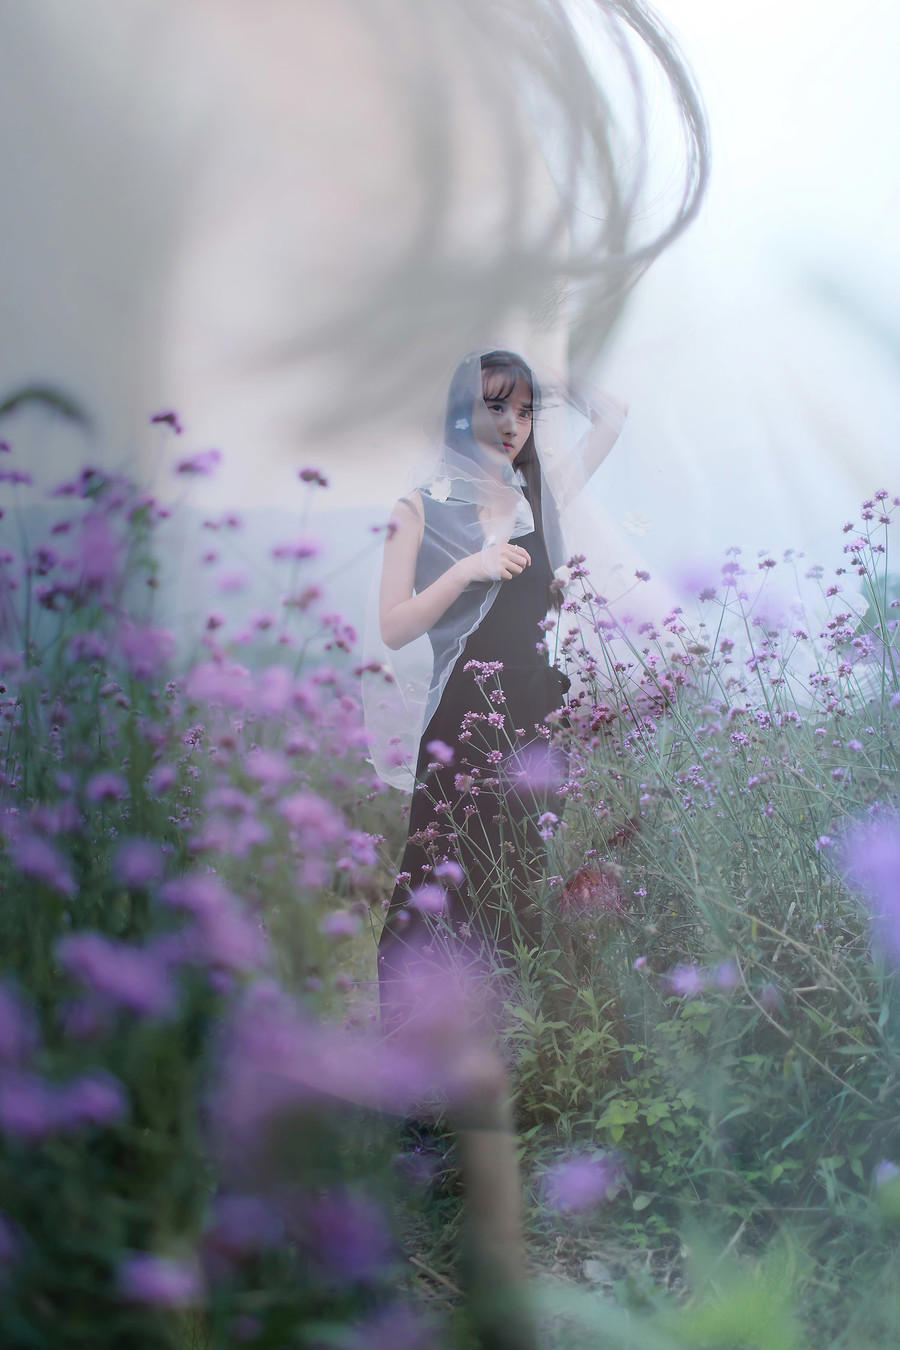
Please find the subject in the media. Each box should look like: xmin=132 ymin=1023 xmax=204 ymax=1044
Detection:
xmin=377 ymin=492 xmax=568 ymax=1022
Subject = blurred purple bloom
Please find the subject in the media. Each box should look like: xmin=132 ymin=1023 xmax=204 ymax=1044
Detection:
xmin=176 ymin=448 xmax=221 ymax=476
xmin=433 ymin=859 xmax=464 ymax=887
xmin=713 ymin=960 xmax=740 ymax=991
xmin=271 ymin=536 xmax=320 ymax=561
xmin=245 ymin=748 xmax=292 ymax=787
xmin=57 ymin=932 xmax=175 ymax=1017
xmin=119 ymin=1253 xmax=203 ymax=1307
xmin=305 ymin=1189 xmax=393 ymax=1283
xmin=9 ymin=833 xmax=75 ymax=896
xmin=542 ymin=1153 xmax=623 ymax=1213
xmin=119 ymin=622 xmax=175 ymax=679
xmin=206 ymin=1193 xmax=281 ymax=1263
xmin=665 ymin=964 xmax=706 ymax=998
xmin=0 ymin=1212 xmax=19 ymax=1267
xmin=874 ymin=1160 xmax=900 ymax=1188
xmin=85 ymin=772 xmax=127 ymax=804
xmin=56 ymin=1072 xmax=127 ymax=1129
xmin=347 ymin=1304 xmax=434 ymax=1350
xmin=319 ymin=910 xmax=360 ymax=938
xmin=0 ymin=1071 xmax=58 ymax=1139
xmin=426 ymin=739 xmax=454 ymax=766
xmin=0 ymin=983 xmax=38 ymax=1064
xmin=184 ymin=660 xmax=253 ymax=709
xmin=278 ymin=792 xmax=344 ymax=845
xmin=408 ymin=885 xmax=446 ymax=915
xmin=114 ymin=840 xmax=166 ymax=888
xmin=161 ymin=874 xmax=268 ymax=972
xmin=78 ymin=513 xmax=120 ymax=588
xmin=841 ymin=814 xmax=900 ymax=962
xmin=147 ymin=763 xmax=177 ymax=795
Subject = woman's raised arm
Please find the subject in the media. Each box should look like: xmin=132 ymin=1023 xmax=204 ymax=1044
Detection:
xmin=378 ymin=494 xmax=531 ymax=650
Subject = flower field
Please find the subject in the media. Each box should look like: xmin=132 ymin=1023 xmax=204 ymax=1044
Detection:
xmin=0 ymin=414 xmax=898 ymax=1348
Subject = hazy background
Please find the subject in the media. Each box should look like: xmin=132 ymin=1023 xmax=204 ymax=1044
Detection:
xmin=1 ymin=0 xmax=898 ymax=636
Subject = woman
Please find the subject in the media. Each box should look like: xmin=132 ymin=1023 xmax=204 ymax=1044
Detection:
xmin=375 ymin=349 xmax=617 ymax=1024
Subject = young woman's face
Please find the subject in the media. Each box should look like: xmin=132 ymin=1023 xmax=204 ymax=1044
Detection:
xmin=471 ymin=374 xmax=533 ymax=465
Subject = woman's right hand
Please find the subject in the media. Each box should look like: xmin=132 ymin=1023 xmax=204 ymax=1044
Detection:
xmin=459 ymin=541 xmax=531 ymax=584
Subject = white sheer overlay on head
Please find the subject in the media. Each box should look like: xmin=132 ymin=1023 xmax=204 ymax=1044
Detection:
xmin=362 ymin=350 xmax=627 ymax=791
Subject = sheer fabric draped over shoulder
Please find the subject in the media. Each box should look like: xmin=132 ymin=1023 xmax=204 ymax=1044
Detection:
xmin=362 ymin=351 xmax=627 ymax=791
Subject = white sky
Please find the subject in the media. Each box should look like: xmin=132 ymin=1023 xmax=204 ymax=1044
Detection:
xmin=2 ymin=0 xmax=899 ymax=593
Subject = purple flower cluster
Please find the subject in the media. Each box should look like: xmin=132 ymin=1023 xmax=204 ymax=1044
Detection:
xmin=541 ymin=1151 xmax=624 ymax=1212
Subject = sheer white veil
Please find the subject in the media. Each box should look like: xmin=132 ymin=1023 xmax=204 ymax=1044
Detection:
xmin=362 ymin=349 xmax=627 ymax=791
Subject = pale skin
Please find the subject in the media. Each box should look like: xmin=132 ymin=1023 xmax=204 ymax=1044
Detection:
xmin=380 ymin=375 xmax=535 ymax=651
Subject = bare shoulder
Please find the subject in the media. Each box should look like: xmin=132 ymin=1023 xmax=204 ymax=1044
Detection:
xmin=390 ymin=490 xmax=424 ymax=539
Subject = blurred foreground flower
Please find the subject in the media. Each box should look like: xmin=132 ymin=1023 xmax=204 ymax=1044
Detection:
xmin=840 ymin=813 xmax=900 ymax=963
xmin=118 ymin=1253 xmax=203 ymax=1307
xmin=541 ymin=1151 xmax=624 ymax=1213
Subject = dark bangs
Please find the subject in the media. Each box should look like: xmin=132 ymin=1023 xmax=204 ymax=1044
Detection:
xmin=480 ymin=352 xmax=535 ymax=410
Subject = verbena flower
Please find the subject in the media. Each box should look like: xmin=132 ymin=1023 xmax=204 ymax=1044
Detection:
xmin=319 ymin=910 xmax=360 ymax=938
xmin=0 ymin=983 xmax=38 ymax=1065
xmin=542 ymin=1152 xmax=623 ymax=1212
xmin=85 ymin=772 xmax=128 ymax=804
xmin=841 ymin=814 xmax=900 ymax=963
xmin=118 ymin=1253 xmax=203 ymax=1307
xmin=57 ymin=933 xmax=175 ymax=1017
xmin=9 ymin=834 xmax=76 ymax=896
xmin=665 ymin=964 xmax=706 ymax=998
xmin=176 ymin=449 xmax=221 ymax=476
xmin=113 ymin=839 xmax=166 ymax=888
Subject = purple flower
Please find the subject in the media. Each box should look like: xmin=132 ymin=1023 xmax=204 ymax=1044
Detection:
xmin=298 ymin=466 xmax=329 ymax=487
xmin=85 ymin=772 xmax=128 ymax=804
xmin=150 ymin=410 xmax=183 ymax=434
xmin=114 ymin=840 xmax=166 ymax=888
xmin=665 ymin=964 xmax=706 ymax=998
xmin=542 ymin=1153 xmax=623 ymax=1213
xmin=874 ymin=1160 xmax=900 ymax=1189
xmin=203 ymin=1194 xmax=281 ymax=1278
xmin=841 ymin=814 xmax=900 ymax=962
xmin=713 ymin=960 xmax=740 ymax=991
xmin=57 ymin=932 xmax=175 ymax=1017
xmin=0 ymin=1071 xmax=58 ymax=1139
xmin=304 ymin=1189 xmax=393 ymax=1283
xmin=319 ymin=910 xmax=360 ymax=938
xmin=56 ymin=1072 xmax=127 ymax=1129
xmin=433 ymin=859 xmax=464 ymax=886
xmin=426 ymin=739 xmax=454 ymax=766
xmin=278 ymin=792 xmax=344 ymax=845
xmin=244 ymin=748 xmax=292 ymax=786
xmin=408 ymin=885 xmax=446 ymax=915
xmin=272 ymin=536 xmax=320 ymax=561
xmin=0 ymin=984 xmax=38 ymax=1064
xmin=0 ymin=1212 xmax=19 ymax=1268
xmin=147 ymin=763 xmax=177 ymax=795
xmin=160 ymin=875 xmax=268 ymax=972
xmin=347 ymin=1304 xmax=434 ymax=1350
xmin=176 ymin=449 xmax=221 ymax=476
xmin=77 ymin=513 xmax=120 ymax=588
xmin=9 ymin=834 xmax=75 ymax=896
xmin=118 ymin=1253 xmax=203 ymax=1307
xmin=119 ymin=622 xmax=175 ymax=679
